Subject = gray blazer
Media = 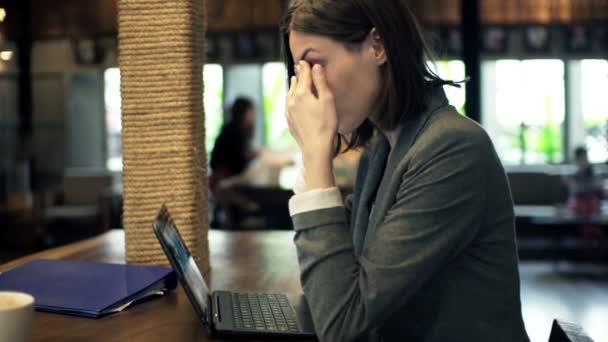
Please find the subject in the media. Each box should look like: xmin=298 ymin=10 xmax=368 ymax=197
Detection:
xmin=291 ymin=88 xmax=530 ymax=342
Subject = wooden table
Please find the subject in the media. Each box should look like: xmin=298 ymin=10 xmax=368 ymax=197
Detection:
xmin=0 ymin=229 xmax=313 ymax=342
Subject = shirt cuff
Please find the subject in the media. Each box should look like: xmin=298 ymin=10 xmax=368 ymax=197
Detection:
xmin=289 ymin=187 xmax=344 ymax=216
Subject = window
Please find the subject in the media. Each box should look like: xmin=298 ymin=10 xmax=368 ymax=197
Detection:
xmin=482 ymin=59 xmax=565 ymax=165
xmin=428 ymin=60 xmax=466 ymax=114
xmin=224 ymin=64 xmax=265 ymax=149
xmin=262 ymin=62 xmax=295 ymax=149
xmin=104 ymin=68 xmax=122 ymax=171
xmin=203 ymin=64 xmax=224 ymax=155
xmin=578 ymin=59 xmax=608 ymax=163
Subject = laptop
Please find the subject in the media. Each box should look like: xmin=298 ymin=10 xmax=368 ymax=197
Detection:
xmin=152 ymin=205 xmax=316 ymax=338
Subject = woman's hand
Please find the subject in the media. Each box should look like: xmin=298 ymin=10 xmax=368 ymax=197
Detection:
xmin=287 ymin=61 xmax=337 ymax=159
xmin=286 ymin=60 xmax=337 ymax=190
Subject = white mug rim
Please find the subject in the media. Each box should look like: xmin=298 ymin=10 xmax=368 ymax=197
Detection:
xmin=0 ymin=291 xmax=35 ymax=312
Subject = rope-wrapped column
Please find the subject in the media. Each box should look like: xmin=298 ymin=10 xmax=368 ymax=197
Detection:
xmin=118 ymin=0 xmax=209 ymax=272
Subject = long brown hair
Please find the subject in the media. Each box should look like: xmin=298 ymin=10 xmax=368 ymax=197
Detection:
xmin=280 ymin=0 xmax=455 ymax=153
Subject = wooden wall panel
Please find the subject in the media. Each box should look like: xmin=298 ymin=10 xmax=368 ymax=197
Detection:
xmin=251 ymin=0 xmax=286 ymax=28
xmin=3 ymin=0 xmax=607 ymax=41
xmin=480 ymin=0 xmax=607 ymax=25
xmin=30 ymin=0 xmax=117 ymax=39
xmin=207 ymin=0 xmax=245 ymax=30
xmin=206 ymin=0 xmax=287 ymax=31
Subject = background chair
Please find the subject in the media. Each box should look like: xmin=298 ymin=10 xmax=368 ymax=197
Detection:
xmin=43 ymin=168 xmax=113 ymax=245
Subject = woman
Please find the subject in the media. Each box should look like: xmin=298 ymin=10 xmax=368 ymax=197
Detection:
xmin=567 ymin=146 xmax=603 ymax=215
xmin=209 ymin=97 xmax=258 ymax=227
xmin=210 ymin=97 xmax=256 ymax=182
xmin=282 ymin=1 xmax=529 ymax=341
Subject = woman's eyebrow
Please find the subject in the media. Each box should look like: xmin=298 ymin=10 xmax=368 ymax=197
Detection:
xmin=298 ymin=48 xmax=318 ymax=62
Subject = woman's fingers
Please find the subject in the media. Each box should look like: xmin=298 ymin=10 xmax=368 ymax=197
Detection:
xmin=311 ymin=64 xmax=333 ymax=102
xmin=286 ymin=61 xmax=337 ymax=151
xmin=288 ymin=76 xmax=297 ymax=98
xmin=296 ymin=61 xmax=313 ymax=94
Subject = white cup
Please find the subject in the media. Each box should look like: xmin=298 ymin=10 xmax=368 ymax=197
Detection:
xmin=0 ymin=291 xmax=35 ymax=342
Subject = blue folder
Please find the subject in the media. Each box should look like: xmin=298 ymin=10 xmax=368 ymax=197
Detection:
xmin=0 ymin=259 xmax=177 ymax=318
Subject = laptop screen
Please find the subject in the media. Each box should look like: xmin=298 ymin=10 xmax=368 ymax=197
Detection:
xmin=153 ymin=206 xmax=211 ymax=322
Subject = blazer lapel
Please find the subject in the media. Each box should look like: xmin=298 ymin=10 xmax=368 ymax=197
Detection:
xmin=351 ymin=135 xmax=390 ymax=256
xmin=363 ymin=88 xmax=450 ymax=250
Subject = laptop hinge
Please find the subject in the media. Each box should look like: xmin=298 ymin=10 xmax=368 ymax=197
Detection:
xmin=214 ymin=294 xmax=222 ymax=323
xmin=206 ymin=295 xmax=213 ymax=325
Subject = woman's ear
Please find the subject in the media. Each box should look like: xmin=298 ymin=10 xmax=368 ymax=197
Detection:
xmin=368 ymin=27 xmax=387 ymax=66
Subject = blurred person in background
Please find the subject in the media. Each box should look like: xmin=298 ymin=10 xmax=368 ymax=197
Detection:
xmin=567 ymin=146 xmax=603 ymax=216
xmin=209 ymin=97 xmax=259 ymax=228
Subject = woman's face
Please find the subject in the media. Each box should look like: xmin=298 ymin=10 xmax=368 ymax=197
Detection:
xmin=244 ymin=107 xmax=256 ymax=128
xmin=289 ymin=30 xmax=386 ymax=134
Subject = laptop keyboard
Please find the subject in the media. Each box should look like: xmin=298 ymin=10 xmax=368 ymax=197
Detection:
xmin=231 ymin=293 xmax=300 ymax=333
